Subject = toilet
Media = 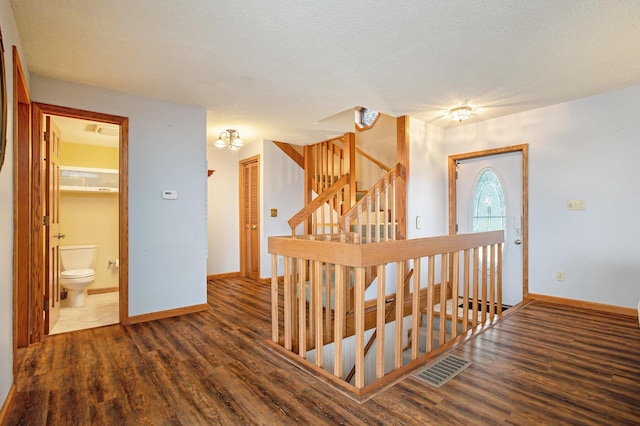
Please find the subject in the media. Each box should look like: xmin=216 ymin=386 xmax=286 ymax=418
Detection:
xmin=59 ymin=244 xmax=97 ymax=308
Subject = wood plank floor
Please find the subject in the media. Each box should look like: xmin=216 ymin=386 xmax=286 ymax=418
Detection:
xmin=8 ymin=277 xmax=640 ymax=425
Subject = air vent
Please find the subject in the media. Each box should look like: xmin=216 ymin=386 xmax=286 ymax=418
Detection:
xmin=413 ymin=354 xmax=472 ymax=388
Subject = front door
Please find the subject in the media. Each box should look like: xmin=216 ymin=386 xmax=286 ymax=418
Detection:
xmin=452 ymin=147 xmax=527 ymax=306
xmin=44 ymin=116 xmax=63 ymax=333
xmin=240 ymin=156 xmax=260 ymax=279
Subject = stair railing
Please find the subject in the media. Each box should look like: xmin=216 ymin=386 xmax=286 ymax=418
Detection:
xmin=268 ymin=230 xmax=504 ymax=399
xmin=339 ymin=163 xmax=405 ymax=243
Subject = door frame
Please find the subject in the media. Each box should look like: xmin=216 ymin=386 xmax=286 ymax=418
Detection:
xmin=27 ymin=102 xmax=129 ymax=343
xmin=239 ymin=155 xmax=260 ymax=279
xmin=13 ymin=46 xmax=30 ymax=374
xmin=448 ymin=144 xmax=529 ymax=299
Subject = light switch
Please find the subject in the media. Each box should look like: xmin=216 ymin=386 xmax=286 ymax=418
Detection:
xmin=416 ymin=215 xmax=422 ymax=230
xmin=567 ymin=200 xmax=585 ymax=210
xmin=162 ymin=190 xmax=178 ymax=200
xmin=270 ymin=208 xmax=278 ymax=217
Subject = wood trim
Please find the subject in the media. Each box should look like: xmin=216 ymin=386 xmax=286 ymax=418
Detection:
xmin=31 ymin=103 xmax=130 ymax=331
xmin=87 ymin=286 xmax=119 ymax=295
xmin=344 ymin=132 xmax=356 ymax=210
xmin=207 ymin=272 xmax=240 ymax=280
xmin=288 ymin=173 xmax=349 ymax=230
xmin=448 ymin=143 xmax=529 ymax=299
xmin=355 ymin=147 xmax=391 ymax=172
xmin=272 ymin=141 xmax=304 ymax=168
xmin=13 ymin=45 xmax=30 ymax=373
xmin=30 ymin=103 xmax=44 ymax=343
xmin=207 ymin=169 xmax=215 ymax=177
xmin=396 ymin=116 xmax=409 ymax=240
xmin=0 ymin=383 xmax=16 ymax=426
xmin=127 ymin=303 xmax=208 ymax=325
xmin=527 ymin=293 xmax=638 ymax=317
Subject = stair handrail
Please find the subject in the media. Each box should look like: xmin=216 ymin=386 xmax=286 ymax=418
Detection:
xmin=288 ymin=173 xmax=350 ymax=234
xmin=338 ymin=162 xmax=405 ymax=238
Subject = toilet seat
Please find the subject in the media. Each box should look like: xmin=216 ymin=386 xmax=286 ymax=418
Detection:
xmin=60 ymin=268 xmax=95 ymax=279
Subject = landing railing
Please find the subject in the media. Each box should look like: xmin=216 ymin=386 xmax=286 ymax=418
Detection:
xmin=267 ymin=230 xmax=504 ymax=399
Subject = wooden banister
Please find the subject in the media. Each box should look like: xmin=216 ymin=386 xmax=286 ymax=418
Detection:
xmin=356 ymin=147 xmax=391 ymax=172
xmin=288 ymin=174 xmax=350 ymax=232
xmin=269 ymin=230 xmax=504 ymax=398
xmin=339 ymin=162 xmax=405 ymax=239
xmin=344 ymin=268 xmax=413 ymax=383
xmin=273 ymin=141 xmax=304 ymax=168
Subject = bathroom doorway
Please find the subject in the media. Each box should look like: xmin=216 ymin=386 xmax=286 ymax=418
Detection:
xmin=47 ymin=115 xmax=120 ymax=334
xmin=28 ymin=103 xmax=129 ymax=341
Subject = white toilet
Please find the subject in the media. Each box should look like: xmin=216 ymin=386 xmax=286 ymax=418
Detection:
xmin=60 ymin=244 xmax=97 ymax=308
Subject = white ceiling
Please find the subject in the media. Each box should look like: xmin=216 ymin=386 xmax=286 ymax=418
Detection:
xmin=49 ymin=115 xmax=119 ymax=147
xmin=10 ymin=0 xmax=640 ymax=145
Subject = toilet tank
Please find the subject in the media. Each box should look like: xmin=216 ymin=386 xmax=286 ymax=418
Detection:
xmin=59 ymin=244 xmax=98 ymax=271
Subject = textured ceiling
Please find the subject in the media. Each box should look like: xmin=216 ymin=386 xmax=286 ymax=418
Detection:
xmin=10 ymin=0 xmax=640 ymax=145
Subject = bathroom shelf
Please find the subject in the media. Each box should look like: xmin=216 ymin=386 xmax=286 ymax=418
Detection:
xmin=60 ymin=166 xmax=119 ymax=193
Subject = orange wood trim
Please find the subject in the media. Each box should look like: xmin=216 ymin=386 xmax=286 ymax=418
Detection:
xmin=396 ymin=116 xmax=409 ymax=240
xmin=527 ymin=294 xmax=638 ymax=317
xmin=31 ymin=103 xmax=130 ymax=327
xmin=355 ymin=147 xmax=391 ymax=172
xmin=344 ymin=132 xmax=356 ymax=210
xmin=87 ymin=286 xmax=119 ymax=295
xmin=127 ymin=303 xmax=208 ymax=325
xmin=13 ymin=45 xmax=31 ymax=366
xmin=288 ymin=174 xmax=349 ymax=230
xmin=30 ymin=103 xmax=44 ymax=343
xmin=272 ymin=141 xmax=304 ymax=169
xmin=207 ymin=169 xmax=215 ymax=177
xmin=0 ymin=384 xmax=16 ymax=426
xmin=207 ymin=272 xmax=240 ymax=280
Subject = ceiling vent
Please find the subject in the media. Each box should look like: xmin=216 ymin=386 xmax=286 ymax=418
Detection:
xmin=90 ymin=123 xmax=119 ymax=137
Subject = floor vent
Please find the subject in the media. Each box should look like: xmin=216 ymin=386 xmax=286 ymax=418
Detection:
xmin=413 ymin=354 xmax=472 ymax=388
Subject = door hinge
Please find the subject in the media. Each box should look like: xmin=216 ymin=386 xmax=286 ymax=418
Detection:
xmin=456 ymin=224 xmax=459 ymax=233
xmin=43 ymin=215 xmax=50 ymax=226
xmin=43 ymin=298 xmax=49 ymax=311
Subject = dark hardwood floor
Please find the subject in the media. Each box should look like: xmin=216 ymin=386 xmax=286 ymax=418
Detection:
xmin=8 ymin=277 xmax=640 ymax=425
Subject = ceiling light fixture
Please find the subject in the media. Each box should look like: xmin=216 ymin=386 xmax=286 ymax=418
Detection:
xmin=214 ymin=129 xmax=244 ymax=150
xmin=448 ymin=106 xmax=473 ymax=122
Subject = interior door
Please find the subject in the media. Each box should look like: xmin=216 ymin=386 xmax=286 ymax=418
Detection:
xmin=240 ymin=157 xmax=260 ymax=279
xmin=455 ymin=151 xmax=523 ymax=306
xmin=44 ymin=116 xmax=63 ymax=334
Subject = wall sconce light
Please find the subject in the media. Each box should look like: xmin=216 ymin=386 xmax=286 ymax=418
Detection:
xmin=214 ymin=129 xmax=244 ymax=150
xmin=448 ymin=106 xmax=473 ymax=122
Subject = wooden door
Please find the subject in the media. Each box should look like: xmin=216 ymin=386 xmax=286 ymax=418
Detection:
xmin=44 ymin=116 xmax=63 ymax=334
xmin=240 ymin=156 xmax=260 ymax=279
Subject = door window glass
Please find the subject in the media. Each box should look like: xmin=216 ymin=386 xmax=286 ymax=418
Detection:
xmin=472 ymin=169 xmax=506 ymax=233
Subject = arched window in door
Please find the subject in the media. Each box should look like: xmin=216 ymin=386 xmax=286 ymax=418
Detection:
xmin=472 ymin=169 xmax=506 ymax=233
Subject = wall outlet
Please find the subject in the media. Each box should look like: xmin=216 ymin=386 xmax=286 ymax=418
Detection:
xmin=567 ymin=200 xmax=585 ymax=210
xmin=556 ymin=271 xmax=565 ymax=282
xmin=270 ymin=208 xmax=278 ymax=217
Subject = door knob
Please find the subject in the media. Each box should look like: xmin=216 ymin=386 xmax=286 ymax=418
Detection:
xmin=514 ymin=239 xmax=522 ymax=245
xmin=55 ymin=233 xmax=66 ymax=239
xmin=252 ymin=225 xmax=257 ymax=229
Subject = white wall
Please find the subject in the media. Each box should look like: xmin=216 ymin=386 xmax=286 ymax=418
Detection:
xmin=238 ymin=140 xmax=304 ymax=279
xmin=31 ymin=76 xmax=208 ymax=316
xmin=261 ymin=140 xmax=304 ymax=278
xmin=445 ymin=85 xmax=640 ymax=308
xmin=408 ymin=118 xmax=447 ymax=239
xmin=0 ymin=0 xmax=26 ymax=408
xmin=206 ymin=145 xmax=239 ymax=274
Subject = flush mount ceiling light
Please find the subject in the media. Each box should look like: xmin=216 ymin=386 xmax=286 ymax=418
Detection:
xmin=448 ymin=106 xmax=473 ymax=122
xmin=214 ymin=129 xmax=244 ymax=150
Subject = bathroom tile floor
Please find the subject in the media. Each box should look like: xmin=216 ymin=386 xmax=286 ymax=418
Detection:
xmin=50 ymin=292 xmax=119 ymax=335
